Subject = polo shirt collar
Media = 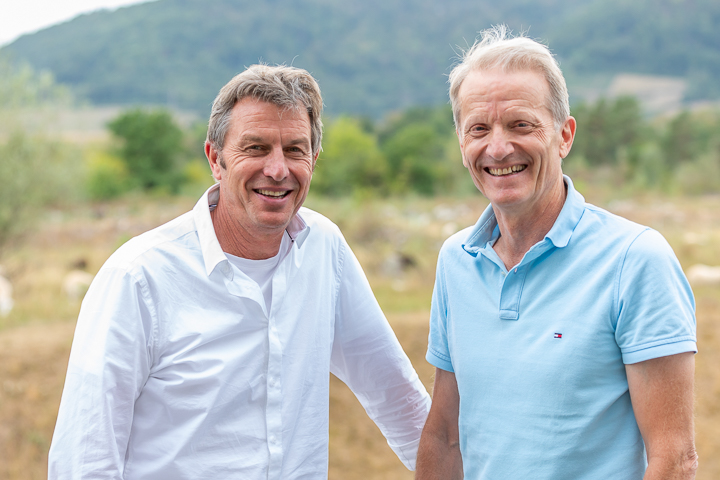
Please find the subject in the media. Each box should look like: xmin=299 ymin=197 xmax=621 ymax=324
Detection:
xmin=193 ymin=184 xmax=311 ymax=277
xmin=462 ymin=175 xmax=586 ymax=255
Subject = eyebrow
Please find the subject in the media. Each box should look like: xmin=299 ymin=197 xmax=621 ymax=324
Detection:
xmin=240 ymin=135 xmax=310 ymax=146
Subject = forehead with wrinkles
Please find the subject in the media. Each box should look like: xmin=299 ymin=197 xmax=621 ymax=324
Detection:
xmin=457 ymin=69 xmax=553 ymax=131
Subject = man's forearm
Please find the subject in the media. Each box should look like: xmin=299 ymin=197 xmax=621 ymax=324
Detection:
xmin=415 ymin=433 xmax=463 ymax=479
xmin=643 ymin=449 xmax=698 ymax=480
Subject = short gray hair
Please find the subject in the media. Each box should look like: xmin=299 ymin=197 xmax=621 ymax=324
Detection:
xmin=207 ymin=64 xmax=323 ymax=161
xmin=449 ymin=25 xmax=569 ymax=131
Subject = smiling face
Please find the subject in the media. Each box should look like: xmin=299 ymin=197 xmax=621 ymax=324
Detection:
xmin=206 ymin=98 xmax=316 ymax=241
xmin=457 ymin=68 xmax=575 ymax=219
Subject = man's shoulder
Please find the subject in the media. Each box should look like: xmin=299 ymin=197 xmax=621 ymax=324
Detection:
xmin=103 ymin=210 xmax=198 ymax=272
xmin=578 ymin=202 xmax=652 ymax=243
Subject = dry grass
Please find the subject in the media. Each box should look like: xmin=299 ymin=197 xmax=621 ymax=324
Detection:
xmin=0 ymin=191 xmax=718 ymax=478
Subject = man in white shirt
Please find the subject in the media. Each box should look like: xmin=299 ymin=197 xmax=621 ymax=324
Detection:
xmin=49 ymin=65 xmax=431 ymax=479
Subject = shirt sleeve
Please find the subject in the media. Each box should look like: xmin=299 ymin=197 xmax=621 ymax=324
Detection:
xmin=615 ymin=228 xmax=697 ymax=364
xmin=329 ymin=240 xmax=431 ymax=471
xmin=426 ymin=247 xmax=454 ymax=372
xmin=48 ymin=265 xmax=155 ymax=479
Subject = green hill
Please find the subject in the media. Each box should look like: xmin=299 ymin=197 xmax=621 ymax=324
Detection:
xmin=2 ymin=0 xmax=718 ymax=117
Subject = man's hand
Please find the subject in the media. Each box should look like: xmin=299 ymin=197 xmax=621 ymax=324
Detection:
xmin=626 ymin=352 xmax=698 ymax=480
xmin=415 ymin=368 xmax=463 ymax=479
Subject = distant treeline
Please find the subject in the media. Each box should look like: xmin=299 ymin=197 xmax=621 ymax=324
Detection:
xmin=89 ymin=97 xmax=720 ymax=201
xmin=3 ymin=0 xmax=719 ymax=117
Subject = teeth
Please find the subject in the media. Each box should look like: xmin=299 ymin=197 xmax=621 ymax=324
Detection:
xmin=488 ymin=165 xmax=526 ymax=176
xmin=257 ymin=189 xmax=288 ymax=197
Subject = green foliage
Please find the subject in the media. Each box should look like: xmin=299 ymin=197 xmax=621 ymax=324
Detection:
xmin=661 ymin=110 xmax=720 ymax=166
xmin=0 ymin=131 xmax=79 ymax=256
xmin=313 ymin=117 xmax=388 ymax=196
xmin=0 ymin=54 xmax=71 ymax=110
xmin=85 ymin=150 xmax=132 ymax=200
xmin=0 ymin=57 xmax=79 ymax=257
xmin=312 ymin=106 xmax=469 ymax=197
xmin=179 ymin=159 xmax=216 ymax=197
xmin=551 ymin=0 xmax=720 ymax=101
xmin=566 ymin=96 xmax=720 ymax=193
xmin=378 ymin=106 xmax=460 ymax=195
xmin=568 ymin=96 xmax=645 ymax=166
xmin=107 ymin=108 xmax=185 ymax=192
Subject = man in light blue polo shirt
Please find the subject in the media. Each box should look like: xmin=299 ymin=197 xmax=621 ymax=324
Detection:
xmin=415 ymin=26 xmax=698 ymax=480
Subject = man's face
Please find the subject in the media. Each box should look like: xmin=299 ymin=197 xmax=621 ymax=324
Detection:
xmin=206 ymin=98 xmax=316 ymax=238
xmin=457 ymin=69 xmax=575 ymax=216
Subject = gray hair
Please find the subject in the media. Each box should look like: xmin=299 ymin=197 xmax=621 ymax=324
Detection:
xmin=207 ymin=64 xmax=323 ymax=163
xmin=449 ymin=25 xmax=569 ymax=131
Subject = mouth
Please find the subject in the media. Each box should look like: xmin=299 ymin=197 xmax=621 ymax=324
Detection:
xmin=255 ymin=188 xmax=291 ymax=199
xmin=485 ymin=165 xmax=527 ymax=177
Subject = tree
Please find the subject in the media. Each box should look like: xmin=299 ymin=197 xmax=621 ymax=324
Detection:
xmin=379 ymin=106 xmax=457 ymax=195
xmin=568 ymin=96 xmax=644 ymax=166
xmin=107 ymin=108 xmax=185 ymax=191
xmin=312 ymin=117 xmax=388 ymax=196
xmin=0 ymin=56 xmax=77 ymax=257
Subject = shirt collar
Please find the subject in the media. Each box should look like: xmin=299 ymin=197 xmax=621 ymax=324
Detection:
xmin=193 ymin=184 xmax=312 ymax=277
xmin=462 ymin=175 xmax=586 ymax=255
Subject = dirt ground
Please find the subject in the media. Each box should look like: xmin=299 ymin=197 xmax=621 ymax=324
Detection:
xmin=1 ymin=193 xmax=719 ymax=478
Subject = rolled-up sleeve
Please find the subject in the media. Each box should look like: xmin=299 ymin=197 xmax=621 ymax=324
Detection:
xmin=329 ymin=240 xmax=431 ymax=470
xmin=49 ymin=266 xmax=155 ymax=479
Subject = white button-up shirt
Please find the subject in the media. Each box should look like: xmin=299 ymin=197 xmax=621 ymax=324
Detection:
xmin=49 ymin=185 xmax=431 ymax=479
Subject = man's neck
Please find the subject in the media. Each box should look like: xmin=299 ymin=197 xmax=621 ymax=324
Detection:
xmin=210 ymin=199 xmax=284 ymax=260
xmin=492 ymin=180 xmax=567 ymax=270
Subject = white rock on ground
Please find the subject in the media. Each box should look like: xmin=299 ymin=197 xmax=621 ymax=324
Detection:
xmin=686 ymin=264 xmax=720 ymax=286
xmin=0 ymin=270 xmax=13 ymax=317
xmin=63 ymin=270 xmax=95 ymax=301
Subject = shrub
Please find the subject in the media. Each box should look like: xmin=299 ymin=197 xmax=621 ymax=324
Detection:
xmin=85 ymin=150 xmax=132 ymax=200
xmin=107 ymin=108 xmax=185 ymax=192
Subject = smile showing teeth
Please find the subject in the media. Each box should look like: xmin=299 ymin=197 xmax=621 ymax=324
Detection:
xmin=487 ymin=165 xmax=527 ymax=176
xmin=256 ymin=189 xmax=289 ymax=198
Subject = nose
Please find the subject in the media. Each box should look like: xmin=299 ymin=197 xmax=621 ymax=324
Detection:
xmin=485 ymin=128 xmax=514 ymax=161
xmin=263 ymin=148 xmax=289 ymax=181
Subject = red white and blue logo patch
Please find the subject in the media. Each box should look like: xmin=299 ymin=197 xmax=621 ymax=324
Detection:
xmin=554 ymin=333 xmax=563 ymax=338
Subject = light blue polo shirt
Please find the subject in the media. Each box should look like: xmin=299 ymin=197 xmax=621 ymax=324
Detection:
xmin=427 ymin=176 xmax=696 ymax=480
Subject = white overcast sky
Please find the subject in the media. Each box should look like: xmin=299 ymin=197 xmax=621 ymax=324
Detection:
xmin=0 ymin=0 xmax=153 ymax=46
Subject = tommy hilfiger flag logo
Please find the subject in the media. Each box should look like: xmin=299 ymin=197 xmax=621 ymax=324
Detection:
xmin=554 ymin=333 xmax=563 ymax=338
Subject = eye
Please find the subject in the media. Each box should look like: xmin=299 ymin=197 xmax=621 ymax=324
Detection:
xmin=468 ymin=124 xmax=488 ymax=135
xmin=286 ymin=145 xmax=309 ymax=156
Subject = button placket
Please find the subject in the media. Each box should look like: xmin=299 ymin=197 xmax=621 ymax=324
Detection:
xmin=498 ymin=264 xmax=529 ymax=321
xmin=265 ymin=251 xmax=290 ymax=479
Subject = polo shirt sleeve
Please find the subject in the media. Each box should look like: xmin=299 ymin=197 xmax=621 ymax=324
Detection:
xmin=330 ymin=239 xmax=430 ymax=471
xmin=615 ymin=228 xmax=697 ymax=364
xmin=48 ymin=265 xmax=155 ymax=479
xmin=426 ymin=247 xmax=454 ymax=372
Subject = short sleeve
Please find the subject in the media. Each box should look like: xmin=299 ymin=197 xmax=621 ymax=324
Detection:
xmin=615 ymin=229 xmax=697 ymax=364
xmin=426 ymin=248 xmax=454 ymax=372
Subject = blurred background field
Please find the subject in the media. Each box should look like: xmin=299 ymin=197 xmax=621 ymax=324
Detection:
xmin=1 ymin=0 xmax=720 ymax=478
xmin=1 ymin=190 xmax=720 ymax=479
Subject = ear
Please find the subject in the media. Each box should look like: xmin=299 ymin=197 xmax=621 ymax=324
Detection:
xmin=205 ymin=141 xmax=223 ymax=181
xmin=312 ymin=150 xmax=319 ymax=171
xmin=559 ymin=116 xmax=577 ymax=159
